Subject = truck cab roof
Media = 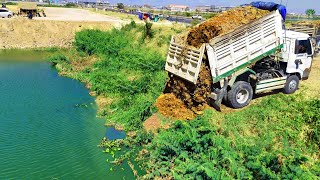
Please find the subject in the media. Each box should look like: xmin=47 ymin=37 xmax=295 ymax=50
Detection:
xmin=284 ymin=30 xmax=310 ymax=39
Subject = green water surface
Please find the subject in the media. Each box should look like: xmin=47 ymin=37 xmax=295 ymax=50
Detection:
xmin=0 ymin=61 xmax=133 ymax=179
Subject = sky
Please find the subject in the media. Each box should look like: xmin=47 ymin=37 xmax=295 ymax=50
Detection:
xmin=107 ymin=0 xmax=320 ymax=14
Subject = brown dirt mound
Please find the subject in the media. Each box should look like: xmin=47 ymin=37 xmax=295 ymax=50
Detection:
xmin=156 ymin=59 xmax=212 ymax=119
xmin=155 ymin=93 xmax=195 ymax=120
xmin=164 ymin=60 xmax=212 ymax=113
xmin=183 ymin=6 xmax=269 ymax=48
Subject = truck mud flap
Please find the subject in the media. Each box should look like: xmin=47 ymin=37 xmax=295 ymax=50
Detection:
xmin=209 ymin=79 xmax=228 ymax=111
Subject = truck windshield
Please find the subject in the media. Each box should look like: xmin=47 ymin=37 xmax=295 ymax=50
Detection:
xmin=295 ymin=40 xmax=312 ymax=55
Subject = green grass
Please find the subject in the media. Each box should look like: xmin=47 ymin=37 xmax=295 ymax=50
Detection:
xmin=99 ymin=93 xmax=320 ymax=179
xmin=48 ymin=21 xmax=185 ymax=131
xmin=138 ymin=94 xmax=320 ymax=179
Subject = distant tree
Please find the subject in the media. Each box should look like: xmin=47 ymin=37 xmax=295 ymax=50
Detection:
xmin=65 ymin=3 xmax=76 ymax=8
xmin=306 ymin=9 xmax=316 ymax=18
xmin=117 ymin=3 xmax=124 ymax=9
xmin=185 ymin=12 xmax=191 ymax=17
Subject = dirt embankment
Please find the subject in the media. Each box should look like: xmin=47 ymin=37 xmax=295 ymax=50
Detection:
xmin=0 ymin=18 xmax=116 ymax=49
xmin=155 ymin=6 xmax=270 ymax=119
xmin=0 ymin=7 xmax=126 ymax=49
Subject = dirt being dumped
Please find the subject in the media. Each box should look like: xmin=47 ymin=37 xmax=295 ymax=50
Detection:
xmin=176 ymin=6 xmax=269 ymax=48
xmin=165 ymin=60 xmax=212 ymax=111
xmin=155 ymin=93 xmax=195 ymax=120
xmin=156 ymin=60 xmax=212 ymax=118
xmin=156 ymin=6 xmax=270 ymax=119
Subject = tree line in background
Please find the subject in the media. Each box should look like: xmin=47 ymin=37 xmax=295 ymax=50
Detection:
xmin=306 ymin=9 xmax=316 ymax=18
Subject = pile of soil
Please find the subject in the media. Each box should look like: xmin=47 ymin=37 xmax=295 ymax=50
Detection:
xmin=156 ymin=60 xmax=212 ymax=119
xmin=155 ymin=93 xmax=195 ymax=120
xmin=156 ymin=6 xmax=270 ymax=119
xmin=176 ymin=6 xmax=269 ymax=48
xmin=164 ymin=60 xmax=212 ymax=112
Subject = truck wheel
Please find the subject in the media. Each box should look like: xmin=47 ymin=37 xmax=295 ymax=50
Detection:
xmin=8 ymin=15 xmax=12 ymax=18
xmin=284 ymin=75 xmax=299 ymax=94
xmin=227 ymin=81 xmax=253 ymax=109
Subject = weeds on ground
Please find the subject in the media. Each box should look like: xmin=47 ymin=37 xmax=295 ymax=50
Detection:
xmin=138 ymin=94 xmax=320 ymax=179
xmin=49 ymin=21 xmax=179 ymax=131
xmin=99 ymin=94 xmax=320 ymax=179
xmin=191 ymin=19 xmax=201 ymax=27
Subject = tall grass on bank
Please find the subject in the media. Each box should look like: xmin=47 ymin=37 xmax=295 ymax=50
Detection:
xmin=138 ymin=94 xmax=320 ymax=179
xmin=49 ymin=21 xmax=171 ymax=131
xmin=99 ymin=93 xmax=320 ymax=178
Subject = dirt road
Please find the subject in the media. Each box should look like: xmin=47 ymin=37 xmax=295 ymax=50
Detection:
xmin=300 ymin=56 xmax=320 ymax=98
xmin=35 ymin=7 xmax=123 ymax=23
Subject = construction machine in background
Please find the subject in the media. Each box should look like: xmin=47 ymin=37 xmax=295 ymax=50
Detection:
xmin=18 ymin=2 xmax=37 ymax=17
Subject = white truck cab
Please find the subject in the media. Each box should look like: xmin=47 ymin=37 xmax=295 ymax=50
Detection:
xmin=282 ymin=30 xmax=313 ymax=80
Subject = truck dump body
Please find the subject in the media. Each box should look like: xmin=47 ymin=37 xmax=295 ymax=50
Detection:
xmin=166 ymin=42 xmax=205 ymax=83
xmin=165 ymin=10 xmax=283 ymax=84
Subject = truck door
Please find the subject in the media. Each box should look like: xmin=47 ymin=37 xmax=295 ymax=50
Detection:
xmin=294 ymin=39 xmax=313 ymax=79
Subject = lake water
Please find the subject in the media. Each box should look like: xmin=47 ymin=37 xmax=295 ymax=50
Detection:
xmin=0 ymin=61 xmax=133 ymax=179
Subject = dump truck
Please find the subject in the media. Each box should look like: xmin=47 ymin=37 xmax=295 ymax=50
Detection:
xmin=165 ymin=10 xmax=314 ymax=110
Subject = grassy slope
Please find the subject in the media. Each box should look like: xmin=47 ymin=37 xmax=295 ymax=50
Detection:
xmin=142 ymin=95 xmax=320 ymax=179
xmin=49 ymin=22 xmax=186 ymax=131
xmin=49 ymin=21 xmax=320 ymax=178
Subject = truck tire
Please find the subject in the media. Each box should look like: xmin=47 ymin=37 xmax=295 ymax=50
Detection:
xmin=283 ymin=75 xmax=299 ymax=94
xmin=227 ymin=81 xmax=253 ymax=109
